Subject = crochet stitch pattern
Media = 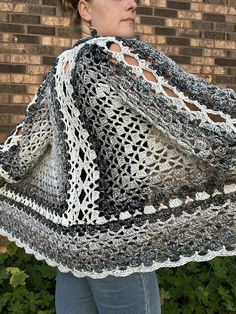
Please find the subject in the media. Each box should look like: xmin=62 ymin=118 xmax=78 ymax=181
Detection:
xmin=0 ymin=36 xmax=236 ymax=279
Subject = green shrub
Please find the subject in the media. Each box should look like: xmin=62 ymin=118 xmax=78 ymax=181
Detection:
xmin=0 ymin=240 xmax=56 ymax=314
xmin=157 ymin=256 xmax=236 ymax=313
xmin=1 ymin=239 xmax=236 ymax=313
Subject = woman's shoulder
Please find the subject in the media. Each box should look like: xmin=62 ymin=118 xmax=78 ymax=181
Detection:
xmin=71 ymin=35 xmax=158 ymax=54
xmin=68 ymin=35 xmax=171 ymax=69
xmin=73 ymin=35 xmax=236 ymax=105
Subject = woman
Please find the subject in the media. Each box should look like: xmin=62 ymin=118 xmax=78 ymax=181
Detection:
xmin=0 ymin=0 xmax=235 ymax=313
xmin=55 ymin=1 xmax=162 ymax=313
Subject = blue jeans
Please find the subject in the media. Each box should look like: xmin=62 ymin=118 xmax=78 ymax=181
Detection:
xmin=55 ymin=270 xmax=161 ymax=314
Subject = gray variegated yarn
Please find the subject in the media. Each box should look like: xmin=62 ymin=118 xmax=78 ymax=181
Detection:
xmin=0 ymin=36 xmax=235 ymax=279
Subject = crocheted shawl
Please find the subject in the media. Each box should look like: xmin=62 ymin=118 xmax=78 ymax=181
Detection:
xmin=0 ymin=36 xmax=236 ymax=279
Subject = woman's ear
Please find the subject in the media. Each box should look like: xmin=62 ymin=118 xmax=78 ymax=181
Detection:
xmin=77 ymin=0 xmax=91 ymax=22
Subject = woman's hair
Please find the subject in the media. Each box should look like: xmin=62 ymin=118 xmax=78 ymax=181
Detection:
xmin=60 ymin=0 xmax=79 ymax=10
xmin=58 ymin=0 xmax=90 ymax=36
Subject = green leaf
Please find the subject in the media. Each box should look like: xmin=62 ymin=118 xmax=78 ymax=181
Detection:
xmin=160 ymin=288 xmax=170 ymax=306
xmin=231 ymin=284 xmax=236 ymax=298
xmin=182 ymin=303 xmax=195 ymax=314
xmin=7 ymin=299 xmax=25 ymax=314
xmin=0 ymin=292 xmax=12 ymax=308
xmin=217 ymin=286 xmax=236 ymax=311
xmin=217 ymin=286 xmax=229 ymax=298
xmin=25 ymin=291 xmax=41 ymax=312
xmin=5 ymin=241 xmax=21 ymax=256
xmin=39 ymin=290 xmax=55 ymax=308
xmin=38 ymin=263 xmax=56 ymax=279
xmin=211 ymin=258 xmax=227 ymax=279
xmin=0 ymin=267 xmax=9 ymax=285
xmin=0 ymin=253 xmax=8 ymax=265
xmin=6 ymin=267 xmax=29 ymax=288
xmin=196 ymin=286 xmax=209 ymax=306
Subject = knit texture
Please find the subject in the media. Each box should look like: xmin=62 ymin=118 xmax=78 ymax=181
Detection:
xmin=0 ymin=36 xmax=236 ymax=279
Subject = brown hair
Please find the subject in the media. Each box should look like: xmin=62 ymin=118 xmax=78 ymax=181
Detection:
xmin=58 ymin=0 xmax=90 ymax=36
xmin=60 ymin=0 xmax=78 ymax=10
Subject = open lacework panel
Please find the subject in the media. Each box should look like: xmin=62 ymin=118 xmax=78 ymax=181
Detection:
xmin=0 ymin=79 xmax=52 ymax=184
xmin=91 ymin=37 xmax=236 ymax=211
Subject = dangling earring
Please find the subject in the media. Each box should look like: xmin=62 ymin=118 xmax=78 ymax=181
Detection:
xmin=89 ymin=20 xmax=98 ymax=37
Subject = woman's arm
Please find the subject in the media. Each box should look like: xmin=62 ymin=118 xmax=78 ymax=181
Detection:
xmin=0 ymin=74 xmax=52 ymax=183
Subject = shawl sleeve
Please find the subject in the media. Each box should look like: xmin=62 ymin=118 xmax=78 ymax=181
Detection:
xmin=0 ymin=74 xmax=52 ymax=183
xmin=78 ymin=37 xmax=236 ymax=178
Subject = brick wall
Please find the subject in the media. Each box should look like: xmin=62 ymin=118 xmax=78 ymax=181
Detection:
xmin=0 ymin=0 xmax=235 ymax=142
xmin=136 ymin=0 xmax=235 ymax=89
